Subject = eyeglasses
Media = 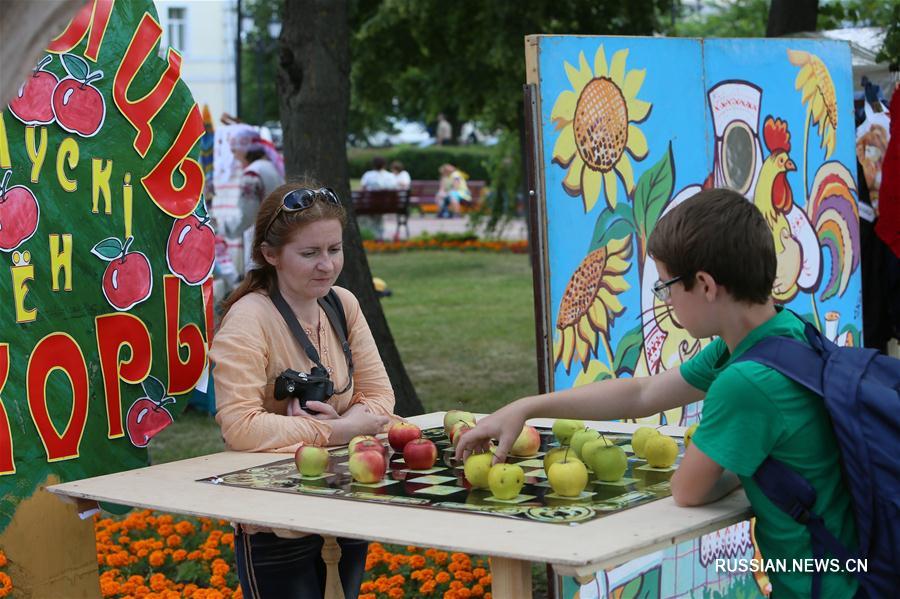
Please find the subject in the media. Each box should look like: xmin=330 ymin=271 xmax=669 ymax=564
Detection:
xmin=263 ymin=187 xmax=341 ymax=240
xmin=652 ymin=275 xmax=682 ymax=302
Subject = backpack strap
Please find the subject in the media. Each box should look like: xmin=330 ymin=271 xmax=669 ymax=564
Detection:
xmin=737 ymin=335 xmax=825 ymax=396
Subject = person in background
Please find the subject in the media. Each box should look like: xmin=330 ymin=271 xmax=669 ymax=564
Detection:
xmin=436 ymin=113 xmax=452 ymax=146
xmin=230 ymin=125 xmax=285 ymax=273
xmin=390 ymin=160 xmax=411 ymax=190
xmin=359 ymin=156 xmax=397 ymax=190
xmin=435 ymin=163 xmax=471 ymax=218
xmin=211 ymin=181 xmax=395 ymax=598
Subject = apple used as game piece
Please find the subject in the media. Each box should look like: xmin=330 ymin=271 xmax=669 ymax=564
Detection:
xmin=570 ymin=428 xmax=601 ymax=459
xmin=552 ymin=419 xmax=584 ymax=445
xmin=487 ymin=463 xmax=524 ymax=500
xmin=388 ymin=421 xmax=422 ymax=452
xmin=443 ymin=410 xmax=476 ymax=435
xmin=449 ymin=420 xmax=473 ymax=446
xmin=348 ymin=435 xmax=379 ymax=454
xmin=644 ymin=434 xmax=679 ymax=468
xmin=463 ymin=452 xmax=493 ymax=489
xmin=352 ymin=439 xmax=389 ymax=461
xmin=508 ymin=425 xmax=541 ymax=457
xmin=585 ymin=444 xmax=628 ymax=482
xmin=348 ymin=449 xmax=387 ymax=483
xmin=631 ymin=426 xmax=661 ymax=458
xmin=684 ymin=423 xmax=699 ymax=447
xmin=543 ymin=446 xmax=580 ymax=473
xmin=580 ymin=436 xmax=615 ymax=466
xmin=294 ymin=444 xmax=329 ymax=477
xmin=403 ymin=438 xmax=438 ymax=470
xmin=548 ymin=454 xmax=589 ymax=497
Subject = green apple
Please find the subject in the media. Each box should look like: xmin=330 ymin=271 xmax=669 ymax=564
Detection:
xmin=644 ymin=434 xmax=679 ymax=468
xmin=509 ymin=425 xmax=541 ymax=457
xmin=585 ymin=444 xmax=628 ymax=482
xmin=463 ymin=452 xmax=493 ymax=489
xmin=570 ymin=428 xmax=601 ymax=459
xmin=487 ymin=463 xmax=524 ymax=500
xmin=294 ymin=444 xmax=329 ymax=477
xmin=580 ymin=437 xmax=615 ymax=466
xmin=543 ymin=446 xmax=582 ymax=473
xmin=551 ymin=419 xmax=584 ymax=445
xmin=443 ymin=410 xmax=476 ymax=436
xmin=548 ymin=458 xmax=589 ymax=497
xmin=631 ymin=426 xmax=660 ymax=458
xmin=684 ymin=423 xmax=699 ymax=447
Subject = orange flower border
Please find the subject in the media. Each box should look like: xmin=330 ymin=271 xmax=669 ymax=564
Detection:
xmin=85 ymin=510 xmax=492 ymax=599
xmin=364 ymin=239 xmax=528 ymax=254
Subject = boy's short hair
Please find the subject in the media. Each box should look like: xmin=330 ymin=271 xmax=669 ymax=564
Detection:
xmin=647 ymin=188 xmax=775 ymax=304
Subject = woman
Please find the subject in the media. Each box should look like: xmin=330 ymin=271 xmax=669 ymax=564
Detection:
xmin=211 ymin=181 xmax=395 ymax=598
xmin=435 ymin=163 xmax=471 ymax=218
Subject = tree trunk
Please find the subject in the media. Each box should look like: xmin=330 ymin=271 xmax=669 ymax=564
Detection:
xmin=767 ymin=0 xmax=818 ymax=37
xmin=277 ymin=0 xmax=423 ymax=416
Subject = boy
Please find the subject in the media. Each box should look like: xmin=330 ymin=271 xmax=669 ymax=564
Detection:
xmin=456 ymin=188 xmax=858 ymax=598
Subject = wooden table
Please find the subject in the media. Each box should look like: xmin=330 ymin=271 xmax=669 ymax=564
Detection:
xmin=48 ymin=413 xmax=752 ymax=599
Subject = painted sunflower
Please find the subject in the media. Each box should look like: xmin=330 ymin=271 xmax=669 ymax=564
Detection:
xmin=554 ymin=235 xmax=632 ymax=374
xmin=788 ymin=49 xmax=837 ymax=158
xmin=551 ymin=46 xmax=651 ymax=212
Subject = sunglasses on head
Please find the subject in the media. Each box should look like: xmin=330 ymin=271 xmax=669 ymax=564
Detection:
xmin=263 ymin=187 xmax=341 ymax=239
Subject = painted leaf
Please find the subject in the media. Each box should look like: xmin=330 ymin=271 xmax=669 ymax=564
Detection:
xmin=634 ymin=141 xmax=674 ymax=241
xmin=61 ymin=53 xmax=89 ymax=81
xmin=590 ymin=203 xmax=634 ymax=252
xmin=613 ymin=324 xmax=644 ymax=377
xmin=141 ymin=375 xmax=167 ymax=403
xmin=91 ymin=237 xmax=124 ymax=261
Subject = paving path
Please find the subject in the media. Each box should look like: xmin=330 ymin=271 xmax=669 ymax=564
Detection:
xmin=377 ymin=214 xmax=529 ymax=241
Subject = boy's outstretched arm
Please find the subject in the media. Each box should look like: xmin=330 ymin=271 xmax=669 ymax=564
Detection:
xmin=670 ymin=443 xmax=741 ymax=506
xmin=455 ymin=366 xmax=705 ymax=463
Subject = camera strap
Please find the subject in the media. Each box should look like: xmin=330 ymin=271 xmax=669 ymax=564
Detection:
xmin=270 ymin=288 xmax=354 ymax=394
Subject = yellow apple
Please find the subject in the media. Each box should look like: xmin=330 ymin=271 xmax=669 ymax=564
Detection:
xmin=570 ymin=428 xmax=601 ymax=459
xmin=644 ymin=434 xmax=679 ymax=468
xmin=684 ymin=423 xmax=699 ymax=447
xmin=551 ymin=419 xmax=585 ymax=445
xmin=463 ymin=452 xmax=493 ymax=489
xmin=548 ymin=459 xmax=588 ymax=497
xmin=487 ymin=463 xmax=524 ymax=500
xmin=543 ymin=446 xmax=582 ymax=473
xmin=631 ymin=426 xmax=660 ymax=458
xmin=443 ymin=410 xmax=476 ymax=435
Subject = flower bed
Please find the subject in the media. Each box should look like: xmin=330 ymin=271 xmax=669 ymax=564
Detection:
xmin=0 ymin=550 xmax=12 ymax=597
xmin=363 ymin=237 xmax=528 ymax=254
xmin=86 ymin=510 xmax=492 ymax=599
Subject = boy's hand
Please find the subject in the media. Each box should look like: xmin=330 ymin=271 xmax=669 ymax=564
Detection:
xmin=454 ymin=407 xmax=527 ymax=464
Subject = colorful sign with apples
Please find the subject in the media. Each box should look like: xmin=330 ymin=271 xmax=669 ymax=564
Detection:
xmin=0 ymin=0 xmax=213 ymax=533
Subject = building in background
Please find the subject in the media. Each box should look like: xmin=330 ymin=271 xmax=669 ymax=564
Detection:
xmin=155 ymin=0 xmax=238 ymax=123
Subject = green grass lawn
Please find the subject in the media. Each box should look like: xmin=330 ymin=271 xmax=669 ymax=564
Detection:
xmin=151 ymin=250 xmax=537 ymax=465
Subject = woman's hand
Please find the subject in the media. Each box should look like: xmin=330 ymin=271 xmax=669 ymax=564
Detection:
xmin=303 ymin=401 xmax=340 ymax=420
xmin=325 ymin=405 xmax=392 ymax=446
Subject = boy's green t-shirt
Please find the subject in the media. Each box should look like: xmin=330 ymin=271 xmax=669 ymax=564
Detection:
xmin=681 ymin=308 xmax=857 ymax=598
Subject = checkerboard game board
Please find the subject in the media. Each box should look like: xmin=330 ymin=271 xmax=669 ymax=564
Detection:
xmin=199 ymin=426 xmax=683 ymax=524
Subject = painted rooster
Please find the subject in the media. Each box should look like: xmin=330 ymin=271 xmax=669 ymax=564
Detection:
xmin=752 ymin=116 xmax=859 ymax=302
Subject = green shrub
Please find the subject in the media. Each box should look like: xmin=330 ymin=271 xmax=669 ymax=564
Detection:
xmin=348 ymin=145 xmax=496 ymax=181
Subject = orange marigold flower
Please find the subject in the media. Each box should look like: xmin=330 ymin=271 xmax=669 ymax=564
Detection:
xmin=484 ymin=593 xmax=492 ymax=599
xmin=183 ymin=583 xmax=198 ymax=597
xmin=175 ymin=521 xmax=195 ymax=535
xmin=457 ymin=589 xmax=472 ymax=599
xmin=359 ymin=594 xmax=376 ymax=599
xmin=149 ymin=573 xmax=168 ymax=592
xmin=221 ymin=532 xmax=235 ymax=546
xmin=472 ymin=568 xmax=486 ymax=578
xmin=479 ymin=575 xmax=492 ymax=586
xmin=209 ymin=575 xmax=226 ymax=588
xmin=166 ymin=534 xmax=182 ymax=548
xmin=157 ymin=524 xmax=175 ymax=537
xmin=435 ymin=572 xmax=451 ymax=584
xmin=443 ymin=591 xmax=457 ymax=599
xmin=471 ymin=584 xmax=485 ymax=597
xmin=449 ymin=580 xmax=463 ymax=590
xmin=188 ymin=550 xmax=202 ymax=560
xmin=410 ymin=555 xmax=426 ymax=569
xmin=148 ymin=550 xmax=165 ymax=567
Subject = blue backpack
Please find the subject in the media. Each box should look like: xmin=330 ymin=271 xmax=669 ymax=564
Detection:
xmin=737 ymin=317 xmax=900 ymax=599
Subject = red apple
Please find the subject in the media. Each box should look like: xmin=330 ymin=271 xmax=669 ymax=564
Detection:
xmin=348 ymin=435 xmax=379 ymax=454
xmin=0 ymin=172 xmax=40 ymax=251
xmin=8 ymin=55 xmax=58 ymax=125
xmin=92 ymin=236 xmax=153 ymax=311
xmin=403 ymin=438 xmax=438 ymax=470
xmin=509 ymin=425 xmax=541 ymax=457
xmin=167 ymin=213 xmax=215 ymax=285
xmin=125 ymin=376 xmax=175 ymax=448
xmin=388 ymin=422 xmax=422 ymax=452
xmin=352 ymin=439 xmax=389 ymax=462
xmin=449 ymin=421 xmax=473 ymax=446
xmin=348 ymin=449 xmax=386 ymax=483
xmin=52 ymin=54 xmax=105 ymax=137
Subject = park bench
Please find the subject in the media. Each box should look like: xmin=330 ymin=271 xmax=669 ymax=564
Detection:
xmin=409 ymin=179 xmax=487 ymax=213
xmin=350 ymin=188 xmax=411 ymax=240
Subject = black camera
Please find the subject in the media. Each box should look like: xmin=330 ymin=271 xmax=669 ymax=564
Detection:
xmin=273 ymin=367 xmax=334 ymax=411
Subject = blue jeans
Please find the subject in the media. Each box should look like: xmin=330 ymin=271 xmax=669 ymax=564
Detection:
xmin=234 ymin=527 xmax=369 ymax=598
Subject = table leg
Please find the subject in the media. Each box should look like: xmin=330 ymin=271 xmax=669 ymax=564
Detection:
xmin=490 ymin=556 xmax=532 ymax=599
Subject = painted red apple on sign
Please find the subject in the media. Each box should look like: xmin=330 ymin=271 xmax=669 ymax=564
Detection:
xmin=52 ymin=53 xmax=106 ymax=137
xmin=91 ymin=236 xmax=153 ymax=311
xmin=167 ymin=201 xmax=215 ymax=285
xmin=8 ymin=55 xmax=58 ymax=125
xmin=126 ymin=376 xmax=176 ymax=448
xmin=0 ymin=171 xmax=40 ymax=252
